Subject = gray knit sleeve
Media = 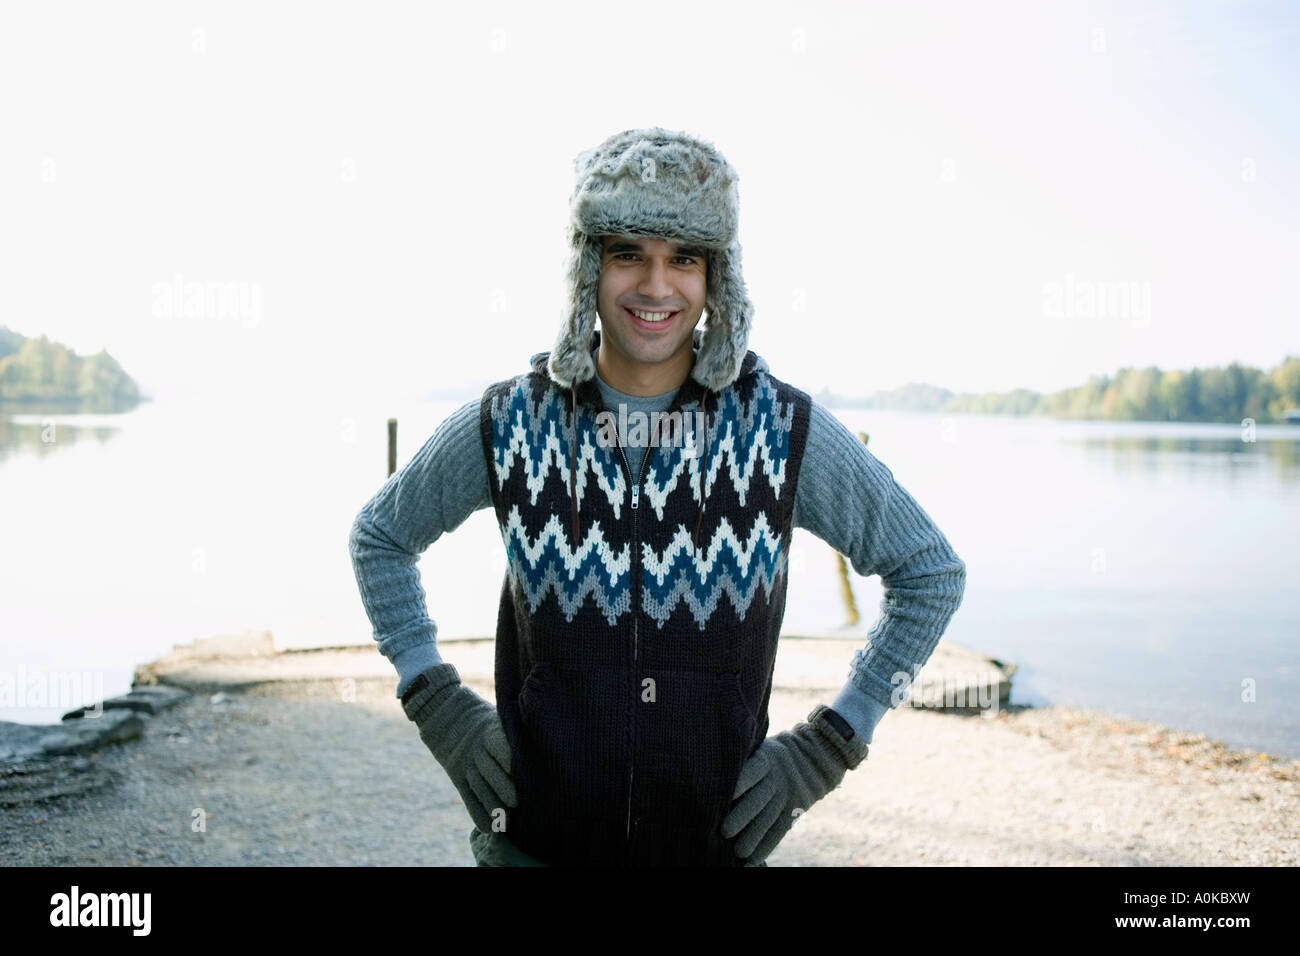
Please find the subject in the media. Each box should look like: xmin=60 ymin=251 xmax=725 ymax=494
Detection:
xmin=792 ymin=400 xmax=967 ymax=743
xmin=348 ymin=397 xmax=491 ymax=697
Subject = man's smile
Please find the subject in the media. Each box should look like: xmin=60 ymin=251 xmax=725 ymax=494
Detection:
xmin=626 ymin=306 xmax=680 ymax=330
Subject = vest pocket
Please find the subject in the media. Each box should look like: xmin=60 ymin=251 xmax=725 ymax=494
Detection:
xmin=635 ymin=668 xmax=759 ymax=828
xmin=718 ymin=671 xmax=759 ymax=752
xmin=514 ymin=661 xmax=626 ymax=823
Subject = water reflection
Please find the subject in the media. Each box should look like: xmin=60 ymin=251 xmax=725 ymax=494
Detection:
xmin=0 ymin=400 xmax=135 ymax=464
xmin=1063 ymin=433 xmax=1300 ymax=483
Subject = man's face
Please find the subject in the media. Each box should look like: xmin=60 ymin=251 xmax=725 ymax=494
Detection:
xmin=596 ymin=235 xmax=707 ymax=381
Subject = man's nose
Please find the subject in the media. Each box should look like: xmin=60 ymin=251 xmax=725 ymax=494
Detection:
xmin=636 ymin=258 xmax=675 ymax=301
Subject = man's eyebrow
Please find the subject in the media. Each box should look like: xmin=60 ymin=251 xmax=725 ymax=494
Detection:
xmin=604 ymin=240 xmax=708 ymax=260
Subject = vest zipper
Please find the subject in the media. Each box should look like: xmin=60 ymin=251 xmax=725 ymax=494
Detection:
xmin=613 ymin=419 xmax=657 ymax=849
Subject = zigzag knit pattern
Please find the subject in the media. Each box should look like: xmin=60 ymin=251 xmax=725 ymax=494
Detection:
xmin=485 ymin=370 xmax=803 ymax=629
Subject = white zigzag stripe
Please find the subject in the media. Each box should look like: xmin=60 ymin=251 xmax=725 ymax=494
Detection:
xmin=502 ymin=508 xmax=787 ymax=627
xmin=492 ymin=382 xmax=795 ymax=519
xmin=642 ymin=413 xmax=790 ymax=518
xmin=640 ymin=514 xmax=781 ymax=585
xmin=502 ymin=505 xmax=631 ymax=584
xmin=493 ymin=408 xmax=629 ymax=516
xmin=711 ymin=413 xmax=790 ymax=505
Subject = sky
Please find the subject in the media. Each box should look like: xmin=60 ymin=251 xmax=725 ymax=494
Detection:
xmin=1 ymin=0 xmax=1297 ymax=405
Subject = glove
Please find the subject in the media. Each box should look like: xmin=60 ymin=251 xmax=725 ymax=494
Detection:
xmin=400 ymin=662 xmax=518 ymax=834
xmin=722 ymin=704 xmax=869 ymax=866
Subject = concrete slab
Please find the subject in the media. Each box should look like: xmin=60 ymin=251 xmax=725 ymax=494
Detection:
xmin=125 ymin=628 xmax=1015 ymax=712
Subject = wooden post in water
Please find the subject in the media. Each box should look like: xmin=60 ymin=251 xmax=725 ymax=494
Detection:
xmin=834 ymin=430 xmax=870 ymax=627
xmin=387 ymin=418 xmax=398 ymax=477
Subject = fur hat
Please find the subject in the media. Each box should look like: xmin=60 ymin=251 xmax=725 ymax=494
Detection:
xmin=546 ymin=127 xmax=754 ymax=394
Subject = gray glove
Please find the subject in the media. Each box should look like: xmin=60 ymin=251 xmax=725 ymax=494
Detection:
xmin=400 ymin=662 xmax=518 ymax=834
xmin=722 ymin=704 xmax=869 ymax=866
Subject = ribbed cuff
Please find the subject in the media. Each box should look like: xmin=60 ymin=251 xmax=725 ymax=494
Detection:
xmin=392 ymin=642 xmax=445 ymax=699
xmin=830 ymin=679 xmax=890 ymax=744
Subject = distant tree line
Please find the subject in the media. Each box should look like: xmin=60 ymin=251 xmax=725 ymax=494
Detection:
xmin=0 ymin=325 xmax=142 ymax=411
xmin=814 ymin=357 xmax=1300 ymax=424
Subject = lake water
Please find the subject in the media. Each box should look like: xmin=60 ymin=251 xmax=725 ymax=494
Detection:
xmin=2 ymin=394 xmax=1298 ymax=758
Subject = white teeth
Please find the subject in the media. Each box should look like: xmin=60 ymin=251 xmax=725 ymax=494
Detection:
xmin=631 ymin=308 xmax=673 ymax=323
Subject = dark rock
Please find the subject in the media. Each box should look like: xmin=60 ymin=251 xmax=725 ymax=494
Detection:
xmin=62 ymin=684 xmax=188 ymax=719
xmin=0 ymin=721 xmax=51 ymax=763
xmin=37 ymin=710 xmax=146 ymax=756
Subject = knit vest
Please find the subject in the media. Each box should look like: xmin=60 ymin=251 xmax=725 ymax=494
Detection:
xmin=478 ymin=340 xmax=812 ymax=866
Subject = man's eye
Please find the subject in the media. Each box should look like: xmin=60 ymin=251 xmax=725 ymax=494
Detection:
xmin=611 ymin=253 xmax=698 ymax=265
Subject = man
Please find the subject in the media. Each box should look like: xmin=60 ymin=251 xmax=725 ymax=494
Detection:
xmin=348 ymin=127 xmax=966 ymax=867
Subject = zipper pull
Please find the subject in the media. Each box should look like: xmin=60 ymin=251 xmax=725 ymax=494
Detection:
xmin=631 ymin=484 xmax=639 ymax=509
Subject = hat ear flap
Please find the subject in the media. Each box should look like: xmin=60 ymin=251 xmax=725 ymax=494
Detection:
xmin=548 ymin=229 xmax=602 ymax=388
xmin=690 ymin=242 xmax=753 ymax=392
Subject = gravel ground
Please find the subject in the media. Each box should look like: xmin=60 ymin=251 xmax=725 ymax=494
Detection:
xmin=2 ymin=676 xmax=1296 ymax=866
